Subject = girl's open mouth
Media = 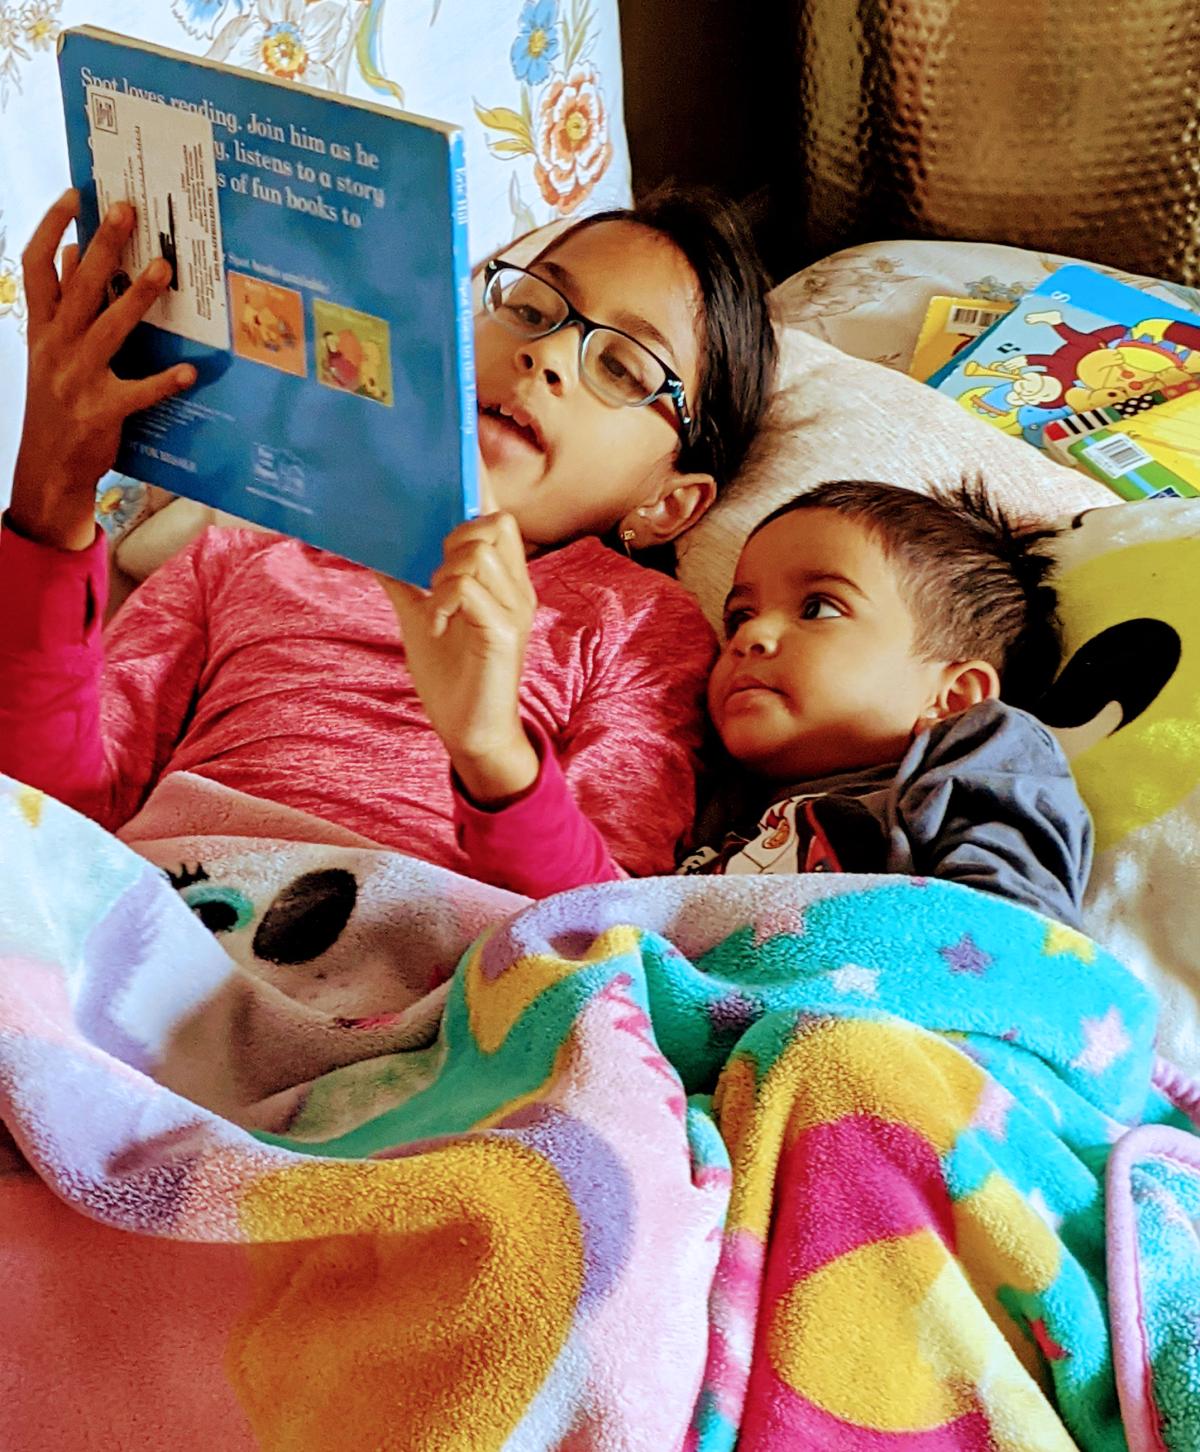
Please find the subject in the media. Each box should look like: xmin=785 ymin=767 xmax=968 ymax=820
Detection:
xmin=479 ymin=403 xmax=544 ymax=453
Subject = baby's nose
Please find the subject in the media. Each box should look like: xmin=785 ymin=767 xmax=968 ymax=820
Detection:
xmin=734 ymin=624 xmax=779 ymax=657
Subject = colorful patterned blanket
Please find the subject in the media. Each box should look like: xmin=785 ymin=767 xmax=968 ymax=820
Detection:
xmin=2 ymin=774 xmax=1199 ymax=1451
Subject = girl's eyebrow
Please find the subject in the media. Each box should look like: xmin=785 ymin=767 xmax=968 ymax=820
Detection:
xmin=537 ymin=259 xmax=679 ymax=366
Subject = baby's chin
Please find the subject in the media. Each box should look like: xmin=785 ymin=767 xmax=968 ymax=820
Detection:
xmin=715 ymin=720 xmax=806 ymax=779
xmin=717 ymin=722 xmax=901 ymax=782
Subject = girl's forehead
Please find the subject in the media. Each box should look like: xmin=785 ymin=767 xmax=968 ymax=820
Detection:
xmin=540 ymin=221 xmax=703 ymax=378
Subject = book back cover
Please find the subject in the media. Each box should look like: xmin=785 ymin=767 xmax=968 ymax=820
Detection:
xmin=58 ymin=26 xmax=478 ymax=585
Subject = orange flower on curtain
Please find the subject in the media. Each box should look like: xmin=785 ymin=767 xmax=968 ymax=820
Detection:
xmin=532 ymin=65 xmax=611 ymax=214
xmin=475 ymin=0 xmax=614 ymax=220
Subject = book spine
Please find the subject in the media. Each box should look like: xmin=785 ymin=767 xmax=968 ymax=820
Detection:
xmin=448 ymin=129 xmax=479 ymax=518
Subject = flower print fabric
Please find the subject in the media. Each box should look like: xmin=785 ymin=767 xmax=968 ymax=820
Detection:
xmin=511 ymin=0 xmax=560 ymax=85
xmin=209 ymin=0 xmax=347 ymax=89
xmin=532 ymin=63 xmax=612 ymax=212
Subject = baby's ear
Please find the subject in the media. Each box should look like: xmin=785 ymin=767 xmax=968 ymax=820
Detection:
xmin=932 ymin=660 xmax=1001 ymax=722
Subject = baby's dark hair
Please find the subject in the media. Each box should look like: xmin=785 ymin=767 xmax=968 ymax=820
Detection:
xmin=751 ymin=480 xmax=1063 ymax=708
xmin=538 ymin=184 xmax=778 ymax=490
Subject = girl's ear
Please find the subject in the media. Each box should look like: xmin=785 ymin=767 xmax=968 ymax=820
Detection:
xmin=621 ymin=473 xmax=717 ymax=547
xmin=923 ymin=660 xmax=1001 ymax=727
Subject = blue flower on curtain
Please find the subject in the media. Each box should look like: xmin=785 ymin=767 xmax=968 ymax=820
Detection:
xmin=172 ymin=0 xmax=248 ymax=41
xmin=511 ymin=0 xmax=559 ymax=86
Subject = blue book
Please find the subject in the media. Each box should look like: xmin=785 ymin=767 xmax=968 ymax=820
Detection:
xmin=930 ymin=264 xmax=1200 ymax=449
xmin=57 ymin=26 xmax=478 ymax=585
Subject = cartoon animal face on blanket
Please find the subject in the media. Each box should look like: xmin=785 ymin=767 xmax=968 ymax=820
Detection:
xmin=151 ymin=843 xmax=512 ymax=1023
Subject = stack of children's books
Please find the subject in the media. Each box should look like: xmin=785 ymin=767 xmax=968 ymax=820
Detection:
xmin=909 ymin=268 xmax=1200 ymax=501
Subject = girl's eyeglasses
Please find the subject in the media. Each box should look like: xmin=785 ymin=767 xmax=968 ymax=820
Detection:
xmin=481 ymin=259 xmax=694 ymax=441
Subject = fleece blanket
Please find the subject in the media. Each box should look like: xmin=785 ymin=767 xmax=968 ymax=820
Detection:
xmin=2 ymin=774 xmax=1200 ymax=1452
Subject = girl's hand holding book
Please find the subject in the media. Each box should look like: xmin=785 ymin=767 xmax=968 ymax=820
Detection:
xmin=378 ymin=506 xmax=541 ymax=805
xmin=9 ymin=190 xmax=195 ymax=551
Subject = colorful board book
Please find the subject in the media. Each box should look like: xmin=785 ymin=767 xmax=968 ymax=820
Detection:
xmin=1041 ymin=380 xmax=1200 ymax=460
xmin=930 ymin=264 xmax=1200 ymax=450
xmin=908 ymin=296 xmax=1013 ymax=383
xmin=1051 ymin=389 xmax=1200 ymax=500
xmin=57 ymin=26 xmax=478 ymax=585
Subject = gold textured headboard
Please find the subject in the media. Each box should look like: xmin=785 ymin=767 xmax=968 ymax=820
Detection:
xmin=792 ymin=0 xmax=1200 ymax=283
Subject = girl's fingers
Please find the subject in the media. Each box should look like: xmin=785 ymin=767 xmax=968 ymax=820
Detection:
xmin=80 ymin=255 xmax=174 ymax=368
xmin=428 ymin=572 xmax=507 ymax=639
xmin=53 ymin=200 xmax=137 ymax=339
xmin=488 ymin=509 xmax=532 ymax=580
xmin=441 ymin=514 xmax=536 ymax=607
xmin=21 ymin=188 xmax=78 ymax=328
xmin=113 ymin=361 xmax=197 ymax=420
xmin=434 ymin=538 xmax=527 ymax=616
xmin=60 ymin=242 xmax=80 ymax=292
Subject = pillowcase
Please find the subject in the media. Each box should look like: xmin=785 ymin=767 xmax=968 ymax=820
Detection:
xmin=1045 ymin=498 xmax=1200 ymax=1075
xmin=675 ymin=325 xmax=1113 ymax=627
xmin=768 ymin=236 xmax=1200 ymax=375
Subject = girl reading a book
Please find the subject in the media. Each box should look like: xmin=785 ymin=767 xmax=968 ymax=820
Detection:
xmin=0 ymin=184 xmax=775 ymax=883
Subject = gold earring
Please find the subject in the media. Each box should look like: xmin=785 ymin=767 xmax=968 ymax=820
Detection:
xmin=621 ymin=528 xmax=637 ymax=557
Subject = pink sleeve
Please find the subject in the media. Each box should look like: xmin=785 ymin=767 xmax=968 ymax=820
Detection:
xmin=0 ymin=519 xmax=207 ymax=829
xmin=558 ymin=575 xmax=715 ymax=878
xmin=452 ymin=720 xmax=624 ymax=897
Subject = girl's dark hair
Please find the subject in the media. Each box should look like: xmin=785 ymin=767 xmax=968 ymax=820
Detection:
xmin=751 ymin=479 xmax=1064 ymax=709
xmin=538 ymin=184 xmax=778 ymax=490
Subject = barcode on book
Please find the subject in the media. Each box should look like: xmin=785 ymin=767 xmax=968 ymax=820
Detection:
xmin=1080 ymin=434 xmax=1154 ymax=477
xmin=946 ymin=305 xmax=994 ymax=334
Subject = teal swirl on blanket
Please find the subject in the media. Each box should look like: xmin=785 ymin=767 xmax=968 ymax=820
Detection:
xmin=0 ymin=775 xmax=1198 ymax=1451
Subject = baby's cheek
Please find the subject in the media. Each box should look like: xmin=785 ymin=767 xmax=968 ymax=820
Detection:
xmin=706 ymin=658 xmax=730 ymax=718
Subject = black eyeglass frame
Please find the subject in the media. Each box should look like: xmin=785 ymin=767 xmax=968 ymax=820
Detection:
xmin=481 ymin=258 xmax=695 ymax=441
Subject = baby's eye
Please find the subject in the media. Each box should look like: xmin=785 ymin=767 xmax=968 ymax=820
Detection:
xmin=800 ymin=596 xmax=842 ymax=620
xmin=723 ymin=608 xmax=752 ymax=638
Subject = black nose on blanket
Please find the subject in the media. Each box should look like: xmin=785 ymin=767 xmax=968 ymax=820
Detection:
xmin=1039 ymin=618 xmax=1180 ymax=734
xmin=252 ymin=868 xmax=359 ymax=965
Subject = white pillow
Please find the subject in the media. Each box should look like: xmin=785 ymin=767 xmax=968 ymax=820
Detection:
xmin=770 ymin=237 xmax=1200 ymax=373
xmin=675 ymin=325 xmax=1113 ymax=627
xmin=0 ymin=0 xmax=631 ymax=507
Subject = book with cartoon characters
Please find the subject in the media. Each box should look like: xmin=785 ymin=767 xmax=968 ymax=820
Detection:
xmin=1047 ymin=389 xmax=1200 ymax=500
xmin=907 ymin=296 xmax=1014 ymax=383
xmin=930 ymin=265 xmax=1200 ymax=450
xmin=58 ymin=26 xmax=478 ymax=585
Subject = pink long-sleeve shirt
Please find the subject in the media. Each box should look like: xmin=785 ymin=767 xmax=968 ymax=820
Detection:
xmin=0 ymin=522 xmax=716 ymax=885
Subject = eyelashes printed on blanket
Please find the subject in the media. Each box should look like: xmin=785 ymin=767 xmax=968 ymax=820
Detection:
xmin=164 ymin=862 xmax=209 ymax=890
xmin=164 ymin=860 xmax=360 ymax=967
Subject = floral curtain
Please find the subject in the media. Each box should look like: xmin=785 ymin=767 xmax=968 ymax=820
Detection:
xmin=0 ymin=0 xmax=632 ymax=501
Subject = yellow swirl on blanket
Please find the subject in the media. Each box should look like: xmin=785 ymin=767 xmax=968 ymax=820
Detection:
xmin=464 ymin=922 xmax=642 ymax=1053
xmin=229 ymin=1141 xmax=584 ymax=1449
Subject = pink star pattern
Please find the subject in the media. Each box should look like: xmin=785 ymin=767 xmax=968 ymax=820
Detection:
xmin=1072 ymin=1006 xmax=1131 ymax=1075
xmin=750 ymin=906 xmax=809 ymax=948
xmin=971 ymin=1078 xmax=1015 ymax=1140
xmin=939 ymin=934 xmax=992 ymax=976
